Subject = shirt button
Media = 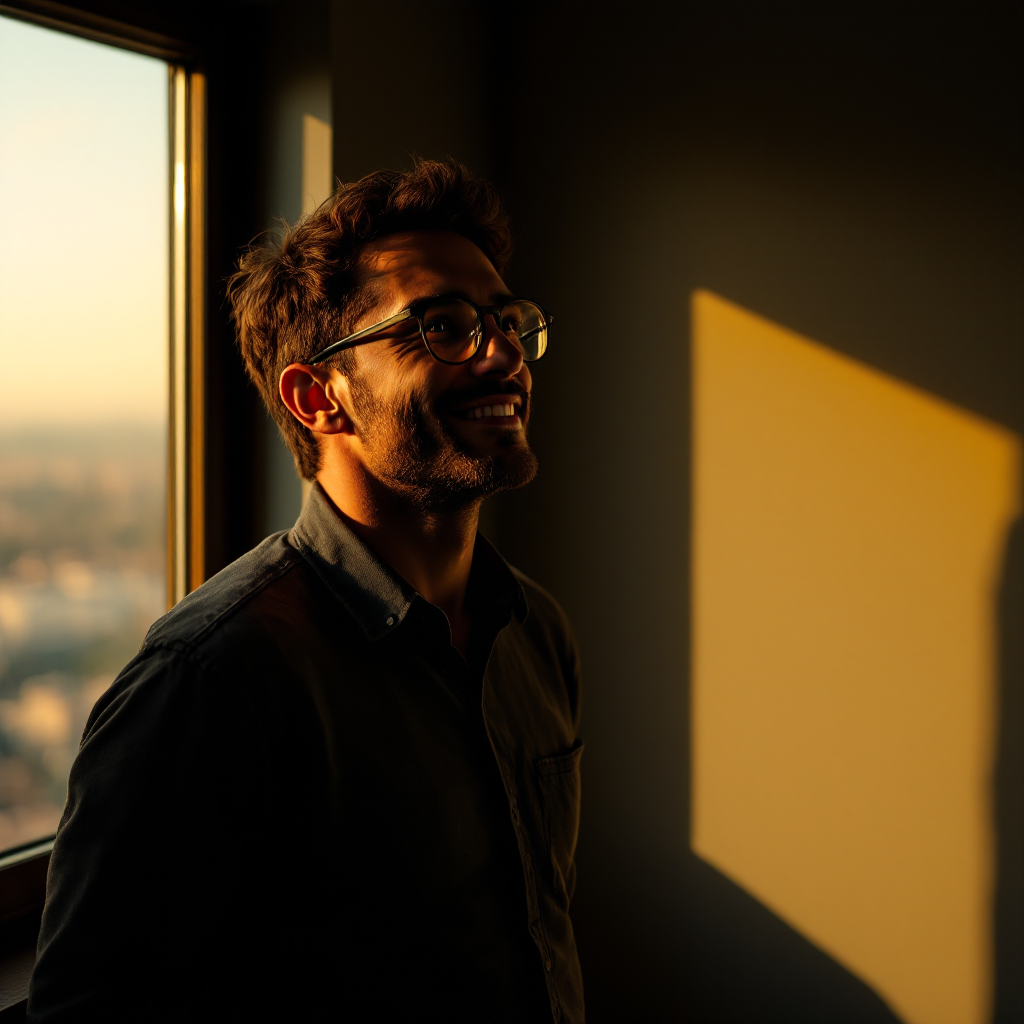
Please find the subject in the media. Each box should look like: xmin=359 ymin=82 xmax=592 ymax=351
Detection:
xmin=385 ymin=616 xmax=395 ymax=626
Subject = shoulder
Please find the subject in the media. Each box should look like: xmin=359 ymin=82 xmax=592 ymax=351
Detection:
xmin=84 ymin=532 xmax=332 ymax=736
xmin=76 ymin=533 xmax=331 ymax=781
xmin=140 ymin=531 xmax=311 ymax=660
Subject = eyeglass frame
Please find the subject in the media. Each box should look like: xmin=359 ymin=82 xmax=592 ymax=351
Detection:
xmin=305 ymin=293 xmax=553 ymax=366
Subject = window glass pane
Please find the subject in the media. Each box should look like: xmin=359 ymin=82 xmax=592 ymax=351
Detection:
xmin=0 ymin=17 xmax=168 ymax=851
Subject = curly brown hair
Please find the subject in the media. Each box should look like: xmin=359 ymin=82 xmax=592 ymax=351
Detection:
xmin=227 ymin=159 xmax=513 ymax=480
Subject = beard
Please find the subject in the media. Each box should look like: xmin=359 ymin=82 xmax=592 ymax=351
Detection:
xmin=347 ymin=374 xmax=539 ymax=512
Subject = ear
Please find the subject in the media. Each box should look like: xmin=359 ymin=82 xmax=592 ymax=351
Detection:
xmin=279 ymin=364 xmax=354 ymax=435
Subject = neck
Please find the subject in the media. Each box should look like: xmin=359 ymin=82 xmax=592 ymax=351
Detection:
xmin=316 ymin=462 xmax=481 ymax=640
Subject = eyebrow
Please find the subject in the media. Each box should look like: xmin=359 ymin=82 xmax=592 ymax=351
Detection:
xmin=403 ymin=288 xmax=518 ymax=310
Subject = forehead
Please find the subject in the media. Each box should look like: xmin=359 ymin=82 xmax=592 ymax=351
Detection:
xmin=359 ymin=230 xmax=507 ymax=306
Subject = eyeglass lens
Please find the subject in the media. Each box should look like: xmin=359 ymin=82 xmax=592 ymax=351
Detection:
xmin=419 ymin=299 xmax=548 ymax=364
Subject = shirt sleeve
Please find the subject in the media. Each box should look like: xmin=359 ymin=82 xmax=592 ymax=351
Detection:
xmin=27 ymin=645 xmax=261 ymax=1024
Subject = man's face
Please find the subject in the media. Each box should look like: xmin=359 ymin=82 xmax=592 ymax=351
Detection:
xmin=339 ymin=230 xmax=538 ymax=510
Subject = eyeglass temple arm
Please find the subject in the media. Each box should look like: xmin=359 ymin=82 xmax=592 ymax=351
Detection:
xmin=308 ymin=309 xmax=415 ymax=365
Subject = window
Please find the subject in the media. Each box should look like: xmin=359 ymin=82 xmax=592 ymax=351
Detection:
xmin=0 ymin=12 xmax=202 ymax=853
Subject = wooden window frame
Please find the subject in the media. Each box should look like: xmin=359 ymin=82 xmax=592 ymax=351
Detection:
xmin=169 ymin=62 xmax=206 ymax=604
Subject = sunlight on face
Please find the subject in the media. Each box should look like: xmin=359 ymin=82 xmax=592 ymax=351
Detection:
xmin=338 ymin=232 xmax=537 ymax=506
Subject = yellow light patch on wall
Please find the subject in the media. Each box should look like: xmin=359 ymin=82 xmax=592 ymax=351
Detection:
xmin=301 ymin=113 xmax=333 ymax=216
xmin=691 ymin=289 xmax=1021 ymax=1024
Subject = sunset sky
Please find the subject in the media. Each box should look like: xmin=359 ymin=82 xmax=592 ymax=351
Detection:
xmin=0 ymin=15 xmax=167 ymax=427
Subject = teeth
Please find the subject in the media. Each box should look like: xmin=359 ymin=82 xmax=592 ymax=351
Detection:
xmin=469 ymin=403 xmax=516 ymax=419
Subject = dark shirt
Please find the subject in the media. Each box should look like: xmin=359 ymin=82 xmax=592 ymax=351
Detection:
xmin=28 ymin=484 xmax=584 ymax=1023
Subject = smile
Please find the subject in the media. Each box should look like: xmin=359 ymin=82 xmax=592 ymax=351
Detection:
xmin=450 ymin=396 xmax=524 ymax=422
xmin=468 ymin=403 xmax=516 ymax=419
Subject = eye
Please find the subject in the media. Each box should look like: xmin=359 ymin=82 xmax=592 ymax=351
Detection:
xmin=423 ymin=315 xmax=455 ymax=335
xmin=501 ymin=311 xmax=524 ymax=335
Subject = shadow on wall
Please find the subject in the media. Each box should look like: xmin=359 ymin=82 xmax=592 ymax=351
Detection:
xmin=573 ymin=850 xmax=902 ymax=1024
xmin=591 ymin=513 xmax=1018 ymax=1024
xmin=571 ymin=293 xmax=1022 ymax=1024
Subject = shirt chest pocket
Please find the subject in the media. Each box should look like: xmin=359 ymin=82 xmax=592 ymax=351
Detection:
xmin=535 ymin=741 xmax=584 ymax=903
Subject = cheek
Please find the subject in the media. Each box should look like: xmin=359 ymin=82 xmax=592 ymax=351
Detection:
xmin=419 ymin=364 xmax=467 ymax=407
xmin=355 ymin=343 xmax=474 ymax=411
xmin=365 ymin=359 xmax=460 ymax=417
xmin=358 ymin=349 xmax=420 ymax=398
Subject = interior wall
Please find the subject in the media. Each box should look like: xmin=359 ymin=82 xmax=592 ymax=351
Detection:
xmin=256 ymin=0 xmax=332 ymax=537
xmin=329 ymin=2 xmax=1022 ymax=1020
xmin=493 ymin=6 xmax=1021 ymax=1022
xmin=197 ymin=4 xmax=273 ymax=575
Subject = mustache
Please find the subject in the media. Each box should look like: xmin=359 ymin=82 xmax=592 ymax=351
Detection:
xmin=438 ymin=379 xmax=531 ymax=413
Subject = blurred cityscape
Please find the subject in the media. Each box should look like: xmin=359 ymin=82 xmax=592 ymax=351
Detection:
xmin=0 ymin=426 xmax=165 ymax=851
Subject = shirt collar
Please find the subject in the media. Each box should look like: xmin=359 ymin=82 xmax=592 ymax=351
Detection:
xmin=289 ymin=483 xmax=527 ymax=642
xmin=469 ymin=530 xmax=528 ymax=625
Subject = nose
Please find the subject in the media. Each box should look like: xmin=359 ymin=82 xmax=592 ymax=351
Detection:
xmin=471 ymin=314 xmax=525 ymax=377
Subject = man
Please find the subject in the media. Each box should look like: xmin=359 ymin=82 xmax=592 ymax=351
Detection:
xmin=27 ymin=160 xmax=584 ymax=1023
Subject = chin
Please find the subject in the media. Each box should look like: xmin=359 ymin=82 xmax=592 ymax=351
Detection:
xmin=484 ymin=446 xmax=539 ymax=494
xmin=406 ymin=447 xmax=539 ymax=512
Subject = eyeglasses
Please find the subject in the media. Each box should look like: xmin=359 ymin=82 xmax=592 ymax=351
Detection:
xmin=307 ymin=295 xmax=552 ymax=366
